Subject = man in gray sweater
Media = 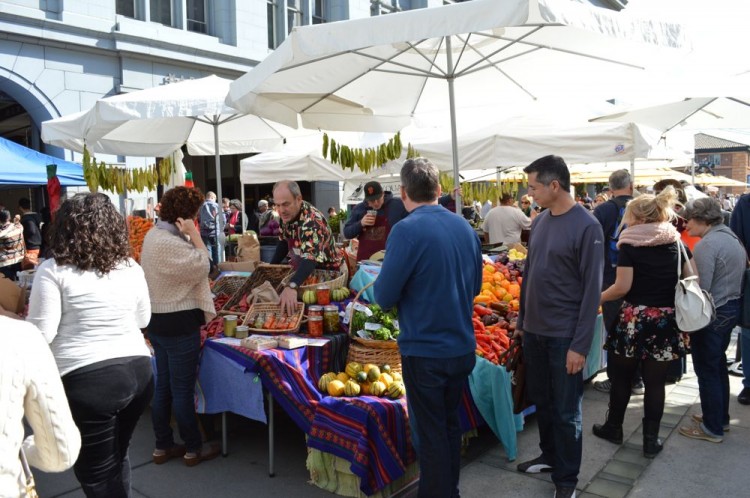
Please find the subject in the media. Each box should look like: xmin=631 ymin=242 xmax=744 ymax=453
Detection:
xmin=515 ymin=155 xmax=604 ymax=498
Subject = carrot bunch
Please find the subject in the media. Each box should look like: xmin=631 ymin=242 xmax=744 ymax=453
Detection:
xmin=128 ymin=216 xmax=154 ymax=263
xmin=472 ymin=304 xmax=512 ymax=365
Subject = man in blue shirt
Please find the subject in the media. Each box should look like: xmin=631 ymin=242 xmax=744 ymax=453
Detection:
xmin=374 ymin=158 xmax=482 ymax=498
xmin=515 ymin=155 xmax=603 ymax=498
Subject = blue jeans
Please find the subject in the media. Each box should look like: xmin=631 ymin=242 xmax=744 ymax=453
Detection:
xmin=691 ymin=299 xmax=740 ymax=436
xmin=150 ymin=333 xmax=203 ymax=452
xmin=62 ymin=357 xmax=153 ymax=498
xmin=524 ymin=332 xmax=583 ymax=489
xmin=401 ymin=353 xmax=475 ymax=498
xmin=742 ymin=327 xmax=750 ymax=389
xmin=202 ymin=235 xmax=219 ymax=264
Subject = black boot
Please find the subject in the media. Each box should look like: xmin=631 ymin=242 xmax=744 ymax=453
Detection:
xmin=642 ymin=419 xmax=663 ymax=458
xmin=593 ymin=420 xmax=623 ymax=444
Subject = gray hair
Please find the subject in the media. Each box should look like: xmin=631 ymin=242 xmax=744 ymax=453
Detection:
xmin=205 ymin=191 xmax=217 ymax=201
xmin=273 ymin=180 xmax=302 ymax=198
xmin=685 ymin=197 xmax=723 ymax=226
xmin=608 ymin=169 xmax=632 ymax=191
xmin=230 ymin=199 xmax=242 ymax=210
xmin=400 ymin=157 xmax=439 ymax=203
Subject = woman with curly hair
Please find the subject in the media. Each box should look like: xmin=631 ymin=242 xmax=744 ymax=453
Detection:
xmin=140 ymin=186 xmax=219 ymax=467
xmin=26 ymin=193 xmax=152 ymax=497
xmin=592 ymin=187 xmax=695 ymax=459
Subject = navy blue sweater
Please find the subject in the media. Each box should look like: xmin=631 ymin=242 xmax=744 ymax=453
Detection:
xmin=730 ymin=193 xmax=750 ymax=254
xmin=373 ymin=204 xmax=483 ymax=358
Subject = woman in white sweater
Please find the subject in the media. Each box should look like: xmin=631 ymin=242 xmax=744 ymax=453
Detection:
xmin=26 ymin=193 xmax=153 ymax=498
xmin=0 ymin=316 xmax=80 ymax=497
xmin=140 ymin=186 xmax=219 ymax=466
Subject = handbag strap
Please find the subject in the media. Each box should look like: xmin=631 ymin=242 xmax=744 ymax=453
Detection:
xmin=19 ymin=447 xmax=33 ymax=482
xmin=676 ymin=240 xmax=696 ymax=279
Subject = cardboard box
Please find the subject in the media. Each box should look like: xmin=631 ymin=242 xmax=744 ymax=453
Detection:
xmin=218 ymin=260 xmax=257 ymax=273
xmin=0 ymin=276 xmax=25 ymax=314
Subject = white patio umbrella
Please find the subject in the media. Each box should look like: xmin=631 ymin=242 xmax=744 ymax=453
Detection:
xmin=226 ymin=0 xmax=688 ymax=212
xmin=693 ymin=173 xmax=749 ymax=187
xmin=42 ymin=75 xmax=302 ymax=203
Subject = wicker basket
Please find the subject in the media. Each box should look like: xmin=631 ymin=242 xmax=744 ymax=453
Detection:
xmin=347 ymin=280 xmax=400 ymax=351
xmin=347 ymin=342 xmax=402 ymax=374
xmin=220 ymin=264 xmax=293 ymax=315
xmin=211 ymin=275 xmax=246 ymax=297
xmin=242 ymin=302 xmax=305 ymax=335
xmin=281 ymin=266 xmax=349 ymax=299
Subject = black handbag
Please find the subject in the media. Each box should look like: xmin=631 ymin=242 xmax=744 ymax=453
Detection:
xmin=727 ymin=231 xmax=750 ymax=328
xmin=502 ymin=337 xmax=532 ymax=415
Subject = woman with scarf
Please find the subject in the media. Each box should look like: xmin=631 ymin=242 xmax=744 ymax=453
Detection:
xmin=591 ymin=187 xmax=694 ymax=459
xmin=140 ymin=187 xmax=220 ymax=467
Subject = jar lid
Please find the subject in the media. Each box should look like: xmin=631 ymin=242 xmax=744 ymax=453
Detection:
xmin=308 ymin=305 xmax=323 ymax=311
xmin=309 ymin=315 xmax=323 ymax=321
xmin=323 ymin=305 xmax=339 ymax=311
xmin=236 ymin=325 xmax=249 ymax=330
xmin=317 ymin=285 xmax=330 ymax=290
xmin=224 ymin=315 xmax=238 ymax=321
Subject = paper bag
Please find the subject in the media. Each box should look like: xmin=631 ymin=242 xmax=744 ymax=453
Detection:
xmin=236 ymin=232 xmax=261 ymax=263
xmin=0 ymin=275 xmax=25 ymax=314
xmin=249 ymin=281 xmax=280 ymax=305
xmin=218 ymin=261 xmax=257 ymax=272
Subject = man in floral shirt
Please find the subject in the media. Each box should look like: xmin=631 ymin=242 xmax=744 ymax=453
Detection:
xmin=271 ymin=180 xmax=341 ymax=314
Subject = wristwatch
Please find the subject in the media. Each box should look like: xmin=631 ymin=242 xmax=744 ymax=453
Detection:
xmin=287 ymin=282 xmax=298 ymax=290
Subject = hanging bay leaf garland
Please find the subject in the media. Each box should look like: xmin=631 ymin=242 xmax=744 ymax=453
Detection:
xmin=438 ymin=170 xmax=530 ymax=205
xmin=322 ymin=132 xmax=419 ymax=174
xmin=82 ymin=145 xmax=175 ymax=194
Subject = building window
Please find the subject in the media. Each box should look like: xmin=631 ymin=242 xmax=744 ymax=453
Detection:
xmin=117 ymin=0 xmax=136 ymax=18
xmin=371 ymin=0 xmax=400 ymax=16
xmin=267 ymin=0 xmax=277 ymax=48
xmin=151 ymin=0 xmax=173 ymax=27
xmin=312 ymin=0 xmax=326 ymax=24
xmin=287 ymin=0 xmax=303 ymax=34
xmin=187 ymin=0 xmax=208 ymax=33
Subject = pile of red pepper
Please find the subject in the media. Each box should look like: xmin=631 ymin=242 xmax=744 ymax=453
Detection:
xmin=227 ymin=293 xmax=250 ymax=313
xmin=200 ymin=316 xmax=225 ymax=347
xmin=213 ymin=293 xmax=231 ymax=313
xmin=473 ymin=304 xmax=513 ymax=365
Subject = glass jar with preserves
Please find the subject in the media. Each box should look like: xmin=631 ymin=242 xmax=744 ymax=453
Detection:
xmin=307 ymin=305 xmax=323 ymax=318
xmin=223 ymin=315 xmax=238 ymax=337
xmin=316 ymin=285 xmax=331 ymax=305
xmin=323 ymin=305 xmax=340 ymax=334
xmin=308 ymin=316 xmax=324 ymax=337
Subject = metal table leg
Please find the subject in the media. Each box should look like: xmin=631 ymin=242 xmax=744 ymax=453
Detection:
xmin=222 ymin=412 xmax=228 ymax=456
xmin=268 ymin=391 xmax=275 ymax=477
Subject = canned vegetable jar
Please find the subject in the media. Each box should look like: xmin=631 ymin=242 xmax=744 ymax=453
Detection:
xmin=224 ymin=315 xmax=238 ymax=337
xmin=308 ymin=316 xmax=324 ymax=337
xmin=323 ymin=305 xmax=339 ymax=334
xmin=316 ymin=285 xmax=331 ymax=305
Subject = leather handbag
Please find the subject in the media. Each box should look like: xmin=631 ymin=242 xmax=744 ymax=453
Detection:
xmin=674 ymin=240 xmax=715 ymax=332
xmin=503 ymin=337 xmax=531 ymax=414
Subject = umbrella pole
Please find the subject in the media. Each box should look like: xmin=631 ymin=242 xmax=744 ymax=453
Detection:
xmin=445 ymin=36 xmax=461 ymax=215
xmin=630 ymin=159 xmax=635 ymax=186
xmin=213 ymin=119 xmax=224 ymax=263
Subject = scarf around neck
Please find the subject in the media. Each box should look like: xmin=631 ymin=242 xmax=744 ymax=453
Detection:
xmin=617 ymin=221 xmax=680 ymax=248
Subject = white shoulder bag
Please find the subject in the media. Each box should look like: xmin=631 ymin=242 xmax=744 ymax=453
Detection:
xmin=674 ymin=240 xmax=715 ymax=332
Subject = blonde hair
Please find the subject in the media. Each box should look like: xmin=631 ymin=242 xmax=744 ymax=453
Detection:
xmin=623 ymin=186 xmax=680 ymax=225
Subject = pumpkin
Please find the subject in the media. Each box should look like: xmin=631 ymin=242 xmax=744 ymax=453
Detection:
xmin=356 ymin=371 xmax=368 ymax=384
xmin=336 ymin=372 xmax=350 ymax=383
xmin=366 ymin=366 xmax=381 ymax=383
xmin=391 ymin=371 xmax=402 ymax=382
xmin=360 ymin=382 xmax=372 ymax=395
xmin=345 ymin=362 xmax=363 ymax=379
xmin=344 ymin=380 xmax=361 ymax=397
xmin=302 ymin=289 xmax=317 ymax=305
xmin=378 ymin=373 xmax=393 ymax=388
xmin=380 ymin=364 xmax=392 ymax=374
xmin=327 ymin=379 xmax=346 ymax=397
xmin=363 ymin=363 xmax=378 ymax=375
xmin=386 ymin=382 xmax=406 ymax=399
xmin=370 ymin=380 xmax=386 ymax=397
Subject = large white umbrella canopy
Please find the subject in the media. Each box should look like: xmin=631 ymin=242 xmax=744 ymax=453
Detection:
xmin=226 ymin=0 xmax=688 ymax=212
xmin=42 ymin=75 xmax=303 ymax=202
xmin=590 ymin=97 xmax=750 ymax=135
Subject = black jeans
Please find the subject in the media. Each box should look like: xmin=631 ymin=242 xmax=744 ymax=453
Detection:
xmin=62 ymin=356 xmax=154 ymax=498
xmin=401 ymin=352 xmax=476 ymax=498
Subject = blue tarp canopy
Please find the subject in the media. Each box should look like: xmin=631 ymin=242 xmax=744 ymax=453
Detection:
xmin=0 ymin=137 xmax=85 ymax=187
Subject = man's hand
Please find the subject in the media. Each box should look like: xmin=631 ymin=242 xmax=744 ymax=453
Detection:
xmin=566 ymin=350 xmax=586 ymax=375
xmin=361 ymin=213 xmax=376 ymax=227
xmin=279 ymin=287 xmax=299 ymax=316
xmin=512 ymin=328 xmax=524 ymax=340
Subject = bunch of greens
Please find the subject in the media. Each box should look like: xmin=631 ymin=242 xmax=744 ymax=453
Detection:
xmin=365 ymin=304 xmax=400 ymax=341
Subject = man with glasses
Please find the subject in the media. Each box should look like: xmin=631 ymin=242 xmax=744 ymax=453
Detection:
xmin=515 ymin=155 xmax=603 ymax=498
xmin=271 ymin=180 xmax=341 ymax=316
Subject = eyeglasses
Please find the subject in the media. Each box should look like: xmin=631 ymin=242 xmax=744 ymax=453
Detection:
xmin=521 ymin=201 xmax=530 ymax=205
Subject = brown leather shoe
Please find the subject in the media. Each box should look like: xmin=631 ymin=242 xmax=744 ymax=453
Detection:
xmin=152 ymin=445 xmax=186 ymax=465
xmin=183 ymin=442 xmax=221 ymax=467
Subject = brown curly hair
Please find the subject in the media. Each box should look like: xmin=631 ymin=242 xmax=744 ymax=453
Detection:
xmin=158 ymin=186 xmax=205 ymax=223
xmin=48 ymin=193 xmax=130 ymax=274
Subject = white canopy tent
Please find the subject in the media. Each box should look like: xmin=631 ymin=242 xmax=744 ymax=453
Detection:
xmin=226 ymin=0 xmax=688 ymax=212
